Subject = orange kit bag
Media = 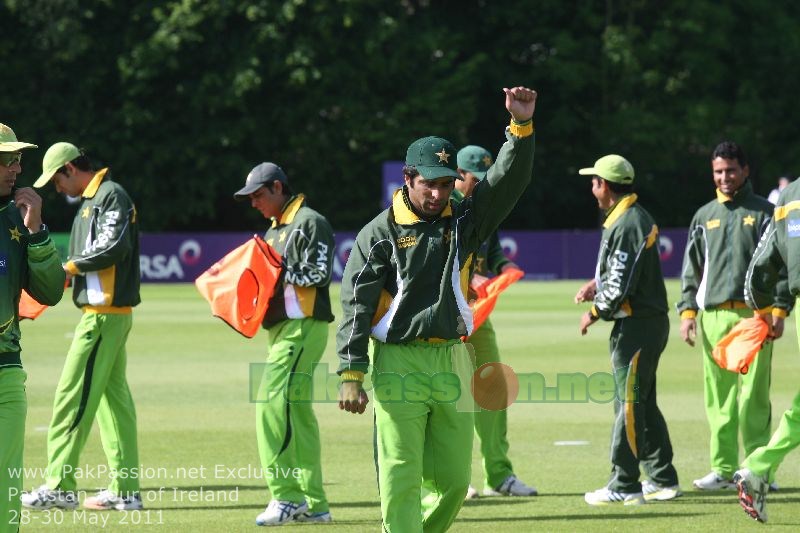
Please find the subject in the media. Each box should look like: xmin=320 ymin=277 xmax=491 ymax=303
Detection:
xmin=195 ymin=235 xmax=283 ymax=338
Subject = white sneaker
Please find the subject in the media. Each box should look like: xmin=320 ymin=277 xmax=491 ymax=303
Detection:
xmin=483 ymin=475 xmax=538 ymax=496
xmin=692 ymin=471 xmax=735 ymax=490
xmin=734 ymin=469 xmax=768 ymax=523
xmin=294 ymin=510 xmax=332 ymax=523
xmin=83 ymin=489 xmax=143 ymax=511
xmin=255 ymin=499 xmax=308 ymax=526
xmin=465 ymin=485 xmax=479 ymax=500
xmin=642 ymin=480 xmax=683 ymax=501
xmin=584 ymin=487 xmax=645 ymax=506
xmin=21 ymin=485 xmax=78 ymax=510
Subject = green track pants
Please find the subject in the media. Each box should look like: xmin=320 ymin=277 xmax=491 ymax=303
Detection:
xmin=607 ymin=315 xmax=679 ymax=493
xmin=466 ymin=319 xmax=515 ymax=490
xmin=700 ymin=308 xmax=772 ymax=479
xmin=0 ymin=367 xmax=25 ymax=533
xmin=743 ymin=309 xmax=800 ymax=480
xmin=372 ymin=339 xmax=474 ymax=533
xmin=256 ymin=318 xmax=329 ymax=513
xmin=45 ymin=312 xmax=139 ymax=494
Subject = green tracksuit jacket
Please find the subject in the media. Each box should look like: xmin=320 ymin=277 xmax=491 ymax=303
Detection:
xmin=746 ymin=179 xmax=800 ymax=310
xmin=677 ymin=181 xmax=790 ymax=317
xmin=589 ymin=194 xmax=668 ymax=320
xmin=63 ymin=169 xmax=140 ymax=309
xmin=337 ymin=123 xmax=535 ymax=374
xmin=262 ymin=194 xmax=335 ymax=328
xmin=450 ymin=189 xmax=511 ymax=277
xmin=0 ymin=197 xmax=66 ymax=367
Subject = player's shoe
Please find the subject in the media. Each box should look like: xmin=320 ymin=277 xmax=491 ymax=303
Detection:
xmin=20 ymin=485 xmax=78 ymax=510
xmin=465 ymin=485 xmax=480 ymax=500
xmin=483 ymin=475 xmax=538 ymax=496
xmin=692 ymin=471 xmax=735 ymax=490
xmin=255 ymin=499 xmax=308 ymax=526
xmin=83 ymin=489 xmax=143 ymax=510
xmin=584 ymin=487 xmax=645 ymax=506
xmin=642 ymin=480 xmax=682 ymax=501
xmin=769 ymin=481 xmax=779 ymax=492
xmin=295 ymin=511 xmax=332 ymax=523
xmin=734 ymin=469 xmax=768 ymax=523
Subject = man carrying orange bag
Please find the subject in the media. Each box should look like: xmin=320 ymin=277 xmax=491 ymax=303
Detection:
xmin=233 ymin=163 xmax=335 ymax=526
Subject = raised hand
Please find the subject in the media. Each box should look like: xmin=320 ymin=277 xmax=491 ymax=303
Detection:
xmin=504 ymin=86 xmax=537 ymax=122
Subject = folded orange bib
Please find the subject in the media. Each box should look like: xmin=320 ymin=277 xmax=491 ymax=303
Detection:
xmin=712 ymin=316 xmax=769 ymax=375
xmin=470 ymin=267 xmax=525 ymax=333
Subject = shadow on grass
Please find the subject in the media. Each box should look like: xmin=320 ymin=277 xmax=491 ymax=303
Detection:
xmin=463 ymin=498 xmax=535 ymax=506
xmin=142 ymin=485 xmax=263 ymax=492
xmin=458 ymin=512 xmax=704 ymax=522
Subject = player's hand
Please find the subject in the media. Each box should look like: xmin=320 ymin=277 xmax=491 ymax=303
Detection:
xmin=680 ymin=318 xmax=697 ymax=347
xmin=339 ymin=381 xmax=368 ymax=415
xmin=580 ymin=311 xmax=597 ymax=336
xmin=574 ymin=279 xmax=597 ymax=303
xmin=504 ymin=87 xmax=537 ymax=122
xmin=14 ymin=187 xmax=43 ymax=233
xmin=771 ymin=315 xmax=785 ymax=340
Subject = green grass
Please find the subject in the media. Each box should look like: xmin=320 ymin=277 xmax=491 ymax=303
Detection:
xmin=16 ymin=281 xmax=800 ymax=531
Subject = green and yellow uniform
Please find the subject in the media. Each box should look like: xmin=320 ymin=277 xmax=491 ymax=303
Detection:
xmin=337 ymin=120 xmax=534 ymax=532
xmin=450 ymin=190 xmax=520 ymax=492
xmin=677 ymin=182 xmax=790 ymax=480
xmin=0 ymin=199 xmax=65 ymax=533
xmin=256 ymin=194 xmax=334 ymax=514
xmin=590 ymin=194 xmax=679 ymax=493
xmin=742 ymin=179 xmax=800 ymax=481
xmin=44 ymin=168 xmax=142 ymax=496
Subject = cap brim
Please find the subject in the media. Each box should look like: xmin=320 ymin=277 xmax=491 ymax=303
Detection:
xmin=233 ymin=181 xmax=265 ymax=201
xmin=473 ymin=170 xmax=487 ymax=181
xmin=416 ymin=166 xmax=462 ymax=181
xmin=0 ymin=142 xmax=37 ymax=152
xmin=33 ymin=171 xmax=56 ymax=188
xmin=578 ymin=167 xmax=597 ymax=176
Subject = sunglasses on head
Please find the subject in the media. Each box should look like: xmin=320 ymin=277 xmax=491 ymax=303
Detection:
xmin=0 ymin=152 xmax=21 ymax=167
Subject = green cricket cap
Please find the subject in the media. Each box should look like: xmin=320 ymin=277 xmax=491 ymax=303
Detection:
xmin=405 ymin=136 xmax=461 ymax=180
xmin=34 ymin=142 xmax=81 ymax=188
xmin=457 ymin=145 xmax=493 ymax=180
xmin=0 ymin=123 xmax=37 ymax=152
xmin=578 ymin=154 xmax=635 ymax=184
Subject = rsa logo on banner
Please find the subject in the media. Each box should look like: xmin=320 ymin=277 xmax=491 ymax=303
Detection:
xmin=140 ymin=240 xmax=202 ymax=281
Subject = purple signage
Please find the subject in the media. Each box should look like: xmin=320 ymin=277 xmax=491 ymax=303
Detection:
xmin=382 ymin=161 xmax=405 ymax=208
xmin=139 ymin=229 xmax=689 ymax=283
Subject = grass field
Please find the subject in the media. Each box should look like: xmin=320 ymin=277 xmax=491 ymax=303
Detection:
xmin=15 ymin=281 xmax=800 ymax=532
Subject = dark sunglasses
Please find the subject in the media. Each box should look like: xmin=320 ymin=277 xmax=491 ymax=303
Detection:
xmin=0 ymin=152 xmax=21 ymax=167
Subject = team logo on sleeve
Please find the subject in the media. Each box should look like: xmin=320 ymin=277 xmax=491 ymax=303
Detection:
xmin=788 ymin=218 xmax=800 ymax=238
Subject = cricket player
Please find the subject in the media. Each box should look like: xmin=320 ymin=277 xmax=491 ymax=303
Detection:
xmin=734 ymin=177 xmax=800 ymax=523
xmin=234 ymin=163 xmax=335 ymax=526
xmin=677 ymin=141 xmax=790 ymax=490
xmin=0 ymin=124 xmax=65 ymax=533
xmin=23 ymin=142 xmax=142 ymax=511
xmin=337 ymin=86 xmax=536 ymax=532
xmin=453 ymin=144 xmax=537 ymax=499
xmin=577 ymin=154 xmax=681 ymax=505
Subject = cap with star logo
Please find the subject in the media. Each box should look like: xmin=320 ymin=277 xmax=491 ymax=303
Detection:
xmin=457 ymin=145 xmax=493 ymax=181
xmin=405 ymin=136 xmax=461 ymax=180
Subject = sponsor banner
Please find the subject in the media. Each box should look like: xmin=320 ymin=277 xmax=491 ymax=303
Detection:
xmin=47 ymin=228 xmax=687 ymax=283
xmin=139 ymin=233 xmax=252 ymax=282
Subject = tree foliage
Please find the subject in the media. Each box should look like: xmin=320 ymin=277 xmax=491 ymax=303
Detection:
xmin=2 ymin=0 xmax=800 ymax=232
